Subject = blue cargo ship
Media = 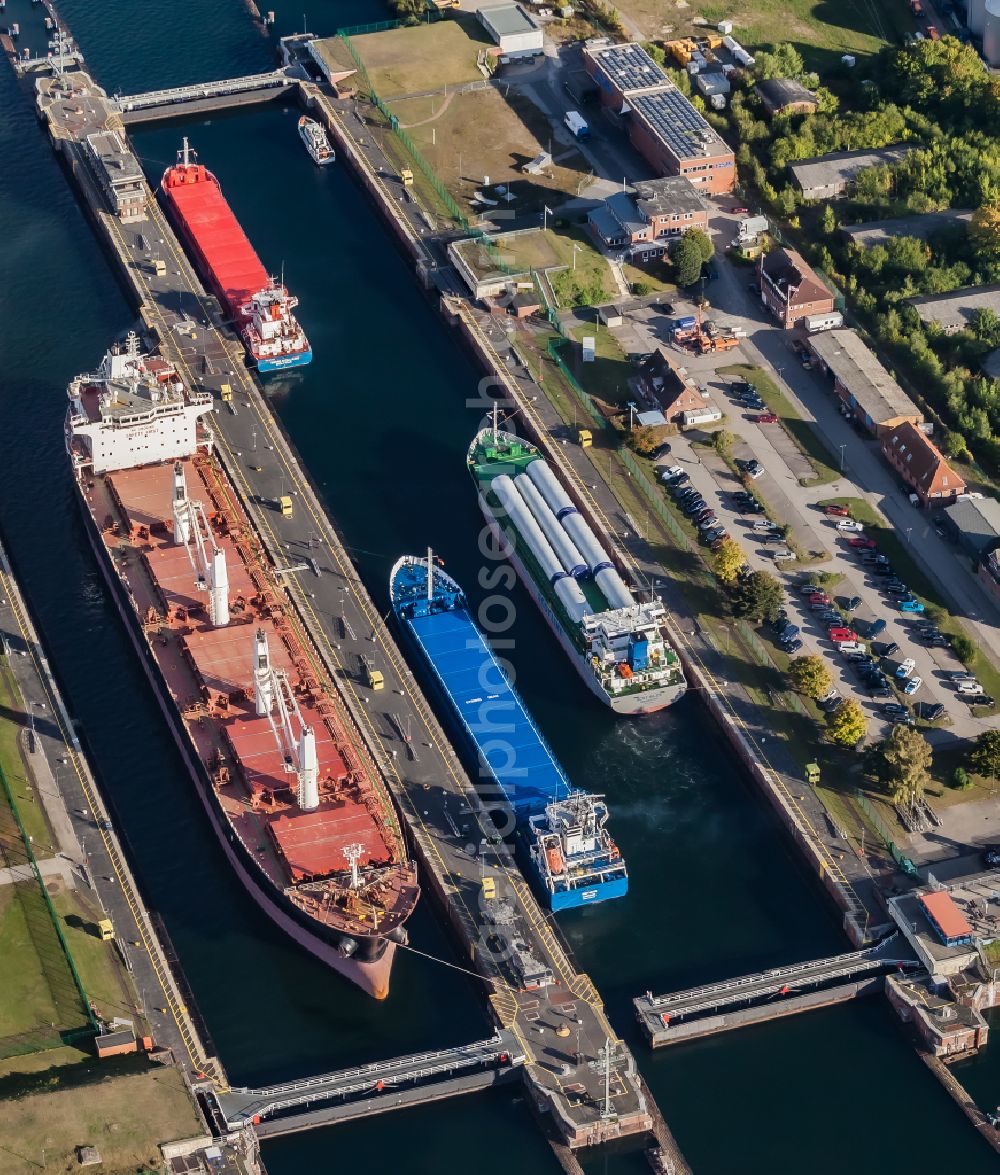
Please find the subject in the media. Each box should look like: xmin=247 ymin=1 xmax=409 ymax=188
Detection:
xmin=390 ymin=554 xmax=628 ymax=912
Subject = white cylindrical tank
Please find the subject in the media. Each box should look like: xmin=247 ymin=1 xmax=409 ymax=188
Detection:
xmin=595 ymin=566 xmax=634 ymax=611
xmin=514 ymin=473 xmax=588 ymax=578
xmin=562 ymin=512 xmax=614 ymax=576
xmin=970 ymin=0 xmax=988 ymax=36
xmin=554 ymin=576 xmax=592 ymax=624
xmin=491 ymin=475 xmax=563 ymax=586
xmin=524 ymin=458 xmax=576 ymax=519
xmin=984 ymin=0 xmax=1000 ymax=63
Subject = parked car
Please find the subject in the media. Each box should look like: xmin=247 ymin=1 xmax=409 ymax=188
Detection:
xmin=903 ymin=676 xmax=923 ymax=695
xmin=917 ymin=702 xmax=945 ymax=721
xmin=819 ymin=693 xmax=844 ymax=712
xmin=895 ymin=658 xmax=916 ymax=679
xmin=825 ymin=505 xmax=850 ymax=518
xmin=651 ymin=442 xmax=672 ymax=460
xmin=660 ymin=466 xmax=685 ymax=482
xmin=819 ymin=610 xmax=842 ymax=625
xmin=783 ymin=638 xmax=804 ymax=653
xmin=886 ymin=587 xmax=911 ymax=599
xmin=867 ymin=619 xmax=887 ymax=638
xmin=849 ymin=537 xmax=877 ymax=549
xmin=883 ymin=703 xmax=910 ymax=718
xmin=873 ymin=641 xmax=900 ymax=658
xmin=843 ymin=596 xmax=862 ymax=612
xmin=683 ymin=499 xmax=707 ymax=515
xmin=899 ymin=599 xmax=925 ymax=613
xmin=872 ymin=686 xmax=893 ymax=698
xmin=829 ymin=627 xmax=858 ymax=642
xmin=773 ymin=548 xmax=796 ymax=561
xmin=810 ymin=599 xmax=833 ymax=611
xmin=755 ymin=413 xmax=780 ymax=424
xmin=836 ymin=520 xmax=864 ymax=532
xmin=968 ymin=695 xmax=995 ymax=707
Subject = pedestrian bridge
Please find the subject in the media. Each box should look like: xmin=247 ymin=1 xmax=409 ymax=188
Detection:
xmin=635 ymin=936 xmax=920 ymax=1047
xmin=112 ymin=69 xmax=297 ymax=121
xmin=210 ymin=1030 xmax=525 ymax=1135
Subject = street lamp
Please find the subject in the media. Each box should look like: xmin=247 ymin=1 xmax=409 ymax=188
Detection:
xmin=839 ymin=443 xmax=847 ymax=472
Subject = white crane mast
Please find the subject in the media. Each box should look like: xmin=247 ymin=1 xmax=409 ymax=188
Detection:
xmin=171 ymin=461 xmax=229 ymax=627
xmin=251 ymin=629 xmax=320 ymax=811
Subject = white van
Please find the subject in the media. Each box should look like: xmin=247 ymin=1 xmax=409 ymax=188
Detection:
xmin=957 ymin=680 xmax=982 ymax=694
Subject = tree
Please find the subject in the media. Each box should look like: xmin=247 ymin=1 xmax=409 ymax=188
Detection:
xmin=788 ymin=655 xmax=833 ymax=700
xmin=880 ymin=723 xmax=933 ymax=807
xmin=818 ymin=204 xmax=837 ymax=237
xmin=971 ymin=730 xmax=1000 ymax=787
xmin=826 ymin=698 xmax=867 ymax=746
xmin=712 ymin=537 xmax=745 ymax=585
xmin=734 ymin=570 xmax=783 ymax=623
xmin=671 ymin=230 xmax=712 ymax=286
xmin=951 ymin=766 xmax=972 ymax=790
xmin=971 ymin=202 xmax=1000 ymax=265
xmin=713 ymin=428 xmax=735 ymax=455
xmin=951 ymin=633 xmax=975 ymax=664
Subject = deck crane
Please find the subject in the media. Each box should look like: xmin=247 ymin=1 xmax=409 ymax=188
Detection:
xmin=252 ymin=628 xmax=320 ymax=810
xmin=172 ymin=461 xmax=229 ymax=627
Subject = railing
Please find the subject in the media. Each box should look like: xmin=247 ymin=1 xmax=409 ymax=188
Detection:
xmin=115 ymin=70 xmax=292 ymax=111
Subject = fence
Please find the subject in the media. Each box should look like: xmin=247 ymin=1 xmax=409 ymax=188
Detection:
xmin=0 ymin=763 xmax=95 ymax=1059
xmin=338 ymin=31 xmax=514 ymax=277
xmin=854 ymin=789 xmax=918 ymax=876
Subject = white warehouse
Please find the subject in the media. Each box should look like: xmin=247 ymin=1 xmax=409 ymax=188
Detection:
xmin=477 ymin=3 xmax=544 ymax=57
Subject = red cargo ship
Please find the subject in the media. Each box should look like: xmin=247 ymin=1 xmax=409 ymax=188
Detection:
xmin=161 ymin=139 xmax=312 ymax=373
xmin=66 ymin=335 xmax=417 ymax=997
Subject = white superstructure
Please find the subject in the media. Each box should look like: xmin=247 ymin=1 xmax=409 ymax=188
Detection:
xmin=298 ymin=116 xmax=336 ymax=165
xmin=65 ymin=332 xmax=213 ymax=476
xmin=241 ymin=283 xmax=311 ymax=365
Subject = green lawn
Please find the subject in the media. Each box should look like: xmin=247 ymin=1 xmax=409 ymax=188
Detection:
xmin=820 ymin=494 xmax=1000 ymax=713
xmin=628 ymin=0 xmax=918 ymax=66
xmin=722 ymin=364 xmax=839 ymax=486
xmin=333 ymin=17 xmax=492 ymax=97
xmin=566 ymin=325 xmax=634 ymax=405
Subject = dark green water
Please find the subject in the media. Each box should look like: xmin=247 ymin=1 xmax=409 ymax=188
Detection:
xmin=0 ymin=1 xmax=997 ymax=1170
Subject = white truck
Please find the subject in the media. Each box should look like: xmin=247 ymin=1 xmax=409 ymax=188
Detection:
xmin=564 ymin=110 xmax=589 ymax=138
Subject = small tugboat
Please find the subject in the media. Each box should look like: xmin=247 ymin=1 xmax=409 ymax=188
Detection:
xmin=298 ymin=116 xmax=336 ymax=166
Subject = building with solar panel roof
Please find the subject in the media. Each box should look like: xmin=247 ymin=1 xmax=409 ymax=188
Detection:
xmin=582 ymin=40 xmax=735 ymax=194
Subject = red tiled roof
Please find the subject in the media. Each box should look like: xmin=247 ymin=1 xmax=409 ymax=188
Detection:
xmin=920 ymin=891 xmax=973 ymax=941
xmin=882 ymin=422 xmax=965 ymax=497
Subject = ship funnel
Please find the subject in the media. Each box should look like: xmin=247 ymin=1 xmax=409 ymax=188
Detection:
xmin=209 ymin=546 xmax=229 ymax=628
xmin=181 ymin=136 xmax=191 ymax=167
xmin=254 ymin=628 xmax=273 ymax=716
xmin=297 ymin=725 xmax=319 ymax=810
xmin=172 ymin=462 xmax=191 ymax=545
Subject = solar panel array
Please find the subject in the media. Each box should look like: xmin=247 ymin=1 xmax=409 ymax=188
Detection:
xmin=632 ymin=88 xmax=724 ymax=163
xmin=593 ymin=42 xmax=667 ymax=94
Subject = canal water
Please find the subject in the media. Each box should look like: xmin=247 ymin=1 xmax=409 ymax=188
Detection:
xmin=0 ymin=1 xmax=997 ymax=1170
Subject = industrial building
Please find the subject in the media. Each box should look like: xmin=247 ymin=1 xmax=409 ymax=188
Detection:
xmin=881 ymin=422 xmax=966 ymax=505
xmin=587 ymin=176 xmax=709 ymax=251
xmin=942 ymin=496 xmax=1000 ymax=560
xmin=477 ymin=3 xmax=544 ymax=57
xmin=755 ymin=78 xmax=818 ymax=117
xmin=910 ymin=283 xmax=1000 ymax=334
xmin=839 ymin=209 xmax=973 ymax=249
xmin=757 ymin=246 xmax=834 ymax=328
xmin=789 ymin=144 xmax=915 ymax=200
xmin=85 ymin=130 xmax=146 ymax=222
xmin=805 ymin=329 xmax=923 ymax=435
xmin=582 ymin=40 xmax=735 ymax=194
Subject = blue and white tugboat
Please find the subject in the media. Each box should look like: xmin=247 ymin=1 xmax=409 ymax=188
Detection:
xmin=390 ymin=551 xmax=628 ymax=911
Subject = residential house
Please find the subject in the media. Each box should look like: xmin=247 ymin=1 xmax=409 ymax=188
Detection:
xmin=758 ymin=246 xmax=835 ymax=328
xmin=636 ymin=349 xmax=708 ymax=422
xmin=881 ymin=422 xmax=966 ymax=505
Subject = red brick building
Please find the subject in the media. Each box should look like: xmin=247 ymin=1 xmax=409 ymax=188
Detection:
xmin=881 ymin=422 xmax=966 ymax=505
xmin=758 ymin=247 xmax=835 ymax=328
xmin=583 ymin=40 xmax=735 ymax=195
xmin=636 ymin=350 xmax=707 ymax=422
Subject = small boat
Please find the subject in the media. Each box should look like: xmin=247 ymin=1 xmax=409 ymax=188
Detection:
xmin=298 ymin=116 xmax=335 ymax=166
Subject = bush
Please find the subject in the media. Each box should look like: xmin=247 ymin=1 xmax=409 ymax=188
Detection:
xmin=952 ymin=633 xmax=975 ymax=664
xmin=951 ymin=766 xmax=972 ymax=790
xmin=632 ymin=280 xmax=652 ymax=297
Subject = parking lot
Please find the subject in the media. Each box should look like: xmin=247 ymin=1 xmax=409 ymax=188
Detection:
xmin=657 ymin=393 xmax=993 ymax=744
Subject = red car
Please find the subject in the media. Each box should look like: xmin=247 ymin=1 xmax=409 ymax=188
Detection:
xmin=824 ymin=505 xmax=850 ymax=517
xmin=829 ymin=627 xmax=858 ymax=643
xmin=848 ymin=537 xmax=877 ymax=549
xmin=755 ymin=413 xmax=779 ymax=424
xmin=733 ymin=206 xmax=748 ymax=214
